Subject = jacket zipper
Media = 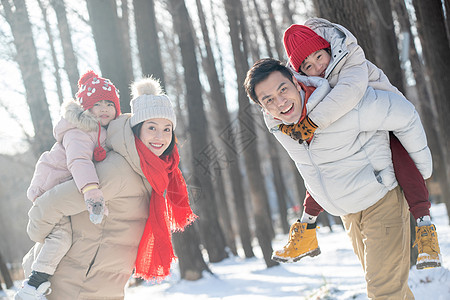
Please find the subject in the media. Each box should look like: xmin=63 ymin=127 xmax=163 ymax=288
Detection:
xmin=303 ymin=139 xmax=345 ymax=215
xmin=326 ymin=51 xmax=349 ymax=79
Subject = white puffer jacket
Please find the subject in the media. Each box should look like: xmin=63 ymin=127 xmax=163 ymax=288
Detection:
xmin=298 ymin=18 xmax=403 ymax=130
xmin=264 ymin=77 xmax=432 ymax=216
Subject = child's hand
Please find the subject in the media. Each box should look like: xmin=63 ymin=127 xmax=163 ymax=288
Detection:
xmin=83 ymin=188 xmax=109 ymax=224
xmin=279 ymin=116 xmax=318 ymax=142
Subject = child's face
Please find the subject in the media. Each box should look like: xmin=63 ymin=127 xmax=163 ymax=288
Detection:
xmin=90 ymin=100 xmax=116 ymax=127
xmin=255 ymin=71 xmax=303 ymax=124
xmin=139 ymin=118 xmax=173 ymax=157
xmin=300 ymin=49 xmax=331 ymax=77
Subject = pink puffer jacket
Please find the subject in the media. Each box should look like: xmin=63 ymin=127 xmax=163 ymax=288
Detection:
xmin=27 ymin=100 xmax=106 ymax=201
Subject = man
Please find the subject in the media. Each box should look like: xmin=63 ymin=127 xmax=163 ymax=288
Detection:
xmin=244 ymin=58 xmax=432 ymax=299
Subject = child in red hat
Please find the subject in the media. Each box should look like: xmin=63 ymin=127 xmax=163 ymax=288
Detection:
xmin=15 ymin=70 xmax=121 ymax=299
xmin=272 ymin=18 xmax=440 ymax=271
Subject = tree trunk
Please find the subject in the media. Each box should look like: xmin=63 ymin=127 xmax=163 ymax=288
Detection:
xmin=0 ymin=250 xmax=13 ymax=289
xmin=252 ymin=0 xmax=273 ymax=57
xmin=313 ymin=0 xmax=375 ymax=63
xmin=133 ymin=0 xmax=165 ymax=88
xmin=209 ymin=0 xmax=226 ymax=86
xmin=172 ymin=225 xmax=212 ymax=281
xmin=51 ymin=0 xmax=79 ymax=97
xmin=393 ymin=0 xmax=450 ymax=226
xmin=366 ymin=0 xmax=405 ymax=93
xmin=118 ymin=0 xmax=134 ymax=88
xmin=239 ymin=0 xmax=275 ymax=239
xmin=212 ymin=158 xmax=238 ymax=256
xmin=244 ymin=1 xmax=262 ymax=64
xmin=159 ymin=25 xmax=188 ymax=133
xmin=444 ymin=0 xmax=450 ymax=43
xmin=264 ymin=130 xmax=289 ymax=234
xmin=86 ymin=0 xmax=132 ymax=112
xmin=38 ymin=0 xmax=64 ymax=104
xmin=413 ymin=0 xmax=450 ymax=219
xmin=282 ymin=0 xmax=295 ymax=29
xmin=1 ymin=0 xmax=54 ymax=157
xmin=264 ymin=0 xmax=284 ymax=60
xmin=224 ymin=0 xmax=278 ymax=268
xmin=290 ymin=161 xmax=307 ymax=210
xmin=195 ymin=0 xmax=254 ymax=258
xmin=167 ymin=0 xmax=228 ymax=263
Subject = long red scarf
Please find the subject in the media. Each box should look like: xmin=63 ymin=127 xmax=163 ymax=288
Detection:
xmin=134 ymin=137 xmax=197 ymax=282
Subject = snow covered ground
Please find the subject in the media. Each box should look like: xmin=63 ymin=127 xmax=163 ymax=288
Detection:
xmin=2 ymin=203 xmax=449 ymax=299
xmin=124 ymin=203 xmax=450 ymax=300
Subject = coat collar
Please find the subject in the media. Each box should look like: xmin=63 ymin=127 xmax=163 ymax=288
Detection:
xmin=263 ymin=75 xmax=331 ymax=132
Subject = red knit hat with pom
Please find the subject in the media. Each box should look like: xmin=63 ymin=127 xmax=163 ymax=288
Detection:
xmin=76 ymin=70 xmax=121 ymax=117
xmin=283 ymin=24 xmax=330 ymax=72
xmin=76 ymin=70 xmax=120 ymax=162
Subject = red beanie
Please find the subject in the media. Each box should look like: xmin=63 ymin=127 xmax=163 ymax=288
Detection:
xmin=75 ymin=70 xmax=121 ymax=117
xmin=283 ymin=24 xmax=330 ymax=72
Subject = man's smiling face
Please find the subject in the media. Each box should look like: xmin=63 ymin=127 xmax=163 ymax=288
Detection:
xmin=255 ymin=71 xmax=303 ymax=124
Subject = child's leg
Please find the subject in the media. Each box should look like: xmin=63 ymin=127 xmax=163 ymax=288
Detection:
xmin=389 ymin=132 xmax=430 ymax=220
xmin=390 ymin=132 xmax=441 ymax=269
xmin=29 ymin=216 xmax=72 ymax=285
xmin=302 ymin=190 xmax=324 ymax=223
xmin=16 ymin=217 xmax=72 ymax=298
xmin=271 ymin=191 xmax=322 ymax=263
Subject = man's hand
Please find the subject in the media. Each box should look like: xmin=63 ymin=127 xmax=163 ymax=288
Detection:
xmin=279 ymin=116 xmax=318 ymax=142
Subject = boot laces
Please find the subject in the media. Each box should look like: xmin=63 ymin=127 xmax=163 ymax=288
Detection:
xmin=284 ymin=223 xmax=304 ymax=249
xmin=413 ymin=226 xmax=439 ymax=253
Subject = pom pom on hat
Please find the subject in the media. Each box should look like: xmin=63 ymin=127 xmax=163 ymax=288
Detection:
xmin=78 ymin=70 xmax=97 ymax=86
xmin=129 ymin=77 xmax=177 ymax=130
xmin=283 ymin=24 xmax=330 ymax=72
xmin=76 ymin=70 xmax=121 ymax=117
xmin=131 ymin=77 xmax=163 ymax=98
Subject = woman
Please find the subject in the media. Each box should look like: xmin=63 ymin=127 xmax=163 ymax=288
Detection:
xmin=23 ymin=77 xmax=196 ymax=299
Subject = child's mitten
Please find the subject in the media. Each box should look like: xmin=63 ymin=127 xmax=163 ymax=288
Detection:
xmin=83 ymin=187 xmax=108 ymax=224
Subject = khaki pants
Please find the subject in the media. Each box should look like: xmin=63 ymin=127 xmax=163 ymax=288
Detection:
xmin=341 ymin=186 xmax=414 ymax=299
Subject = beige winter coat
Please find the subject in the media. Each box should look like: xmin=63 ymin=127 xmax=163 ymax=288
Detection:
xmin=27 ymin=114 xmax=152 ymax=299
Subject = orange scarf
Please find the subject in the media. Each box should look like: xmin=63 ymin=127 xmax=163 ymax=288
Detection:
xmin=134 ymin=137 xmax=197 ymax=282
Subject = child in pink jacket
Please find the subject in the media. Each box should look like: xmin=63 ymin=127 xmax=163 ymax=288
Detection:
xmin=16 ymin=70 xmax=121 ymax=300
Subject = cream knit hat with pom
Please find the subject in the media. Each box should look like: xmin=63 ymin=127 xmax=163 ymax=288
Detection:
xmin=129 ymin=77 xmax=177 ymax=129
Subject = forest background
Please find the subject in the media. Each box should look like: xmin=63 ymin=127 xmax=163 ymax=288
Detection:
xmin=0 ymin=0 xmax=449 ymax=290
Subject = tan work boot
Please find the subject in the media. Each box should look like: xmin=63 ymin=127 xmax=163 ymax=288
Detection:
xmin=413 ymin=224 xmax=442 ymax=269
xmin=272 ymin=220 xmax=320 ymax=263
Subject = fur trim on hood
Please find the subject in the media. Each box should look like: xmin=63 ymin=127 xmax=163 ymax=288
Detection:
xmin=62 ymin=100 xmax=99 ymax=132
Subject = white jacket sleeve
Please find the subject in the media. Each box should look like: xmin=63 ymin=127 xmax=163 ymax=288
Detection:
xmin=307 ymin=43 xmax=368 ymax=129
xmin=359 ymin=88 xmax=432 ymax=179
